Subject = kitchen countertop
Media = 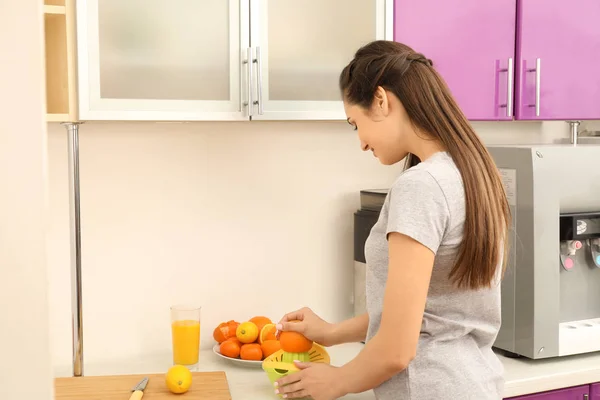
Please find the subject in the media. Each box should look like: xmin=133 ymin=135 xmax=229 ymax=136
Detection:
xmin=500 ymin=348 xmax=600 ymax=397
xmin=53 ymin=343 xmax=600 ymax=399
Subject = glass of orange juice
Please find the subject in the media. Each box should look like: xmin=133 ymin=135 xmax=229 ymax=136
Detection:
xmin=171 ymin=305 xmax=201 ymax=370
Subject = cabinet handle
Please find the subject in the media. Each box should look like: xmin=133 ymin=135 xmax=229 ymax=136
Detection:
xmin=253 ymin=46 xmax=264 ymax=115
xmin=503 ymin=57 xmax=514 ymax=117
xmin=244 ymin=47 xmax=254 ymax=116
xmin=583 ymin=394 xmax=588 ymax=400
xmin=527 ymin=58 xmax=541 ymax=116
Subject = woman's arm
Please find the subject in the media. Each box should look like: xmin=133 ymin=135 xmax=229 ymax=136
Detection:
xmin=276 ymin=308 xmax=368 ymax=347
xmin=336 ymin=231 xmax=434 ymax=395
xmin=327 ymin=312 xmax=369 ymax=346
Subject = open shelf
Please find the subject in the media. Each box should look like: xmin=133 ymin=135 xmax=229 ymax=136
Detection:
xmin=44 ymin=0 xmax=65 ymax=6
xmin=44 ymin=5 xmax=66 ymax=15
xmin=44 ymin=13 xmax=69 ymax=117
xmin=46 ymin=113 xmax=70 ymax=122
xmin=43 ymin=0 xmax=77 ymax=122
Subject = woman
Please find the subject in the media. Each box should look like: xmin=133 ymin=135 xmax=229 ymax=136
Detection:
xmin=273 ymin=40 xmax=510 ymax=400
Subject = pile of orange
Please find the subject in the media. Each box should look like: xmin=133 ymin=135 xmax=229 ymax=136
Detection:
xmin=213 ymin=316 xmax=314 ymax=361
xmin=213 ymin=316 xmax=280 ymax=361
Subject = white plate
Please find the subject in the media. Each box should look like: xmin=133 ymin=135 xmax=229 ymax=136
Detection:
xmin=212 ymin=344 xmax=263 ymax=368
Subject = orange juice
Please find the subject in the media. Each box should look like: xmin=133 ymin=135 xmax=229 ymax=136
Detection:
xmin=171 ymin=319 xmax=200 ymax=365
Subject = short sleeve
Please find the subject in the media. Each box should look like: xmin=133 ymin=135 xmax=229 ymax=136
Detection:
xmin=386 ymin=170 xmax=450 ymax=254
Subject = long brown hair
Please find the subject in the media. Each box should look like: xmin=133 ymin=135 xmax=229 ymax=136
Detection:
xmin=340 ymin=40 xmax=510 ymax=290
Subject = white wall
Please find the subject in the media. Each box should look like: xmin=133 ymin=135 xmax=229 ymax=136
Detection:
xmin=0 ymin=1 xmax=54 ymax=399
xmin=46 ymin=119 xmax=570 ymax=375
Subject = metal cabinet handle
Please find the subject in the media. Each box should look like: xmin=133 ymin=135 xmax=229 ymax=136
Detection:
xmin=527 ymin=58 xmax=541 ymax=116
xmin=500 ymin=58 xmax=514 ymax=117
xmin=506 ymin=58 xmax=513 ymax=117
xmin=583 ymin=394 xmax=588 ymax=400
xmin=253 ymin=46 xmax=264 ymax=115
xmin=244 ymin=47 xmax=253 ymax=116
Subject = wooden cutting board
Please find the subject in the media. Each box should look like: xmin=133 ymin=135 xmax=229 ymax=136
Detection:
xmin=54 ymin=371 xmax=231 ymax=400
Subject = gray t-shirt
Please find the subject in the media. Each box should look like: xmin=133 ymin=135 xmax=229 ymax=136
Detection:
xmin=364 ymin=151 xmax=504 ymax=400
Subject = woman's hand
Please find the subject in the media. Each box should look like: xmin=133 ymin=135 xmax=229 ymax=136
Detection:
xmin=276 ymin=307 xmax=335 ymax=347
xmin=274 ymin=361 xmax=346 ymax=400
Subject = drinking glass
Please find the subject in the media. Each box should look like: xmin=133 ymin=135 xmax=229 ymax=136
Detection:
xmin=170 ymin=305 xmax=201 ymax=370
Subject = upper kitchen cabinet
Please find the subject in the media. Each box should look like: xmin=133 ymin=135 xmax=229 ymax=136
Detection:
xmin=394 ymin=0 xmax=517 ymax=121
xmin=76 ymin=0 xmax=249 ymax=121
xmin=515 ymin=0 xmax=600 ymax=120
xmin=75 ymin=0 xmax=391 ymax=121
xmin=393 ymin=0 xmax=600 ymax=122
xmin=248 ymin=0 xmax=391 ymax=120
xmin=44 ymin=0 xmax=78 ymax=122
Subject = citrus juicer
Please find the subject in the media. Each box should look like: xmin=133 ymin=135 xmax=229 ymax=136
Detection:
xmin=262 ymin=342 xmax=331 ymax=387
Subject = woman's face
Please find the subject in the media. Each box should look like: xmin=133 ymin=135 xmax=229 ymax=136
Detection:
xmin=343 ymin=87 xmax=413 ymax=166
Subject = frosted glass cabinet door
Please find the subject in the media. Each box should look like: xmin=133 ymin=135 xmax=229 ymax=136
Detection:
xmin=76 ymin=0 xmax=249 ymax=121
xmin=249 ymin=0 xmax=392 ymax=120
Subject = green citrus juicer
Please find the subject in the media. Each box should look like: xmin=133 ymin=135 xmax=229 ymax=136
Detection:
xmin=262 ymin=343 xmax=331 ymax=388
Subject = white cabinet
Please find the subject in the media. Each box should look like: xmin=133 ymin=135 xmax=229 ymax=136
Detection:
xmin=249 ymin=0 xmax=390 ymax=120
xmin=76 ymin=0 xmax=392 ymax=121
xmin=76 ymin=0 xmax=247 ymax=121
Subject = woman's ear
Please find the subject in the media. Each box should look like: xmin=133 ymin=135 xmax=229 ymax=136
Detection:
xmin=371 ymin=86 xmax=390 ymax=118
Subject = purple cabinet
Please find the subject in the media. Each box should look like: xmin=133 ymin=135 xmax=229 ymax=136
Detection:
xmin=394 ymin=0 xmax=600 ymax=121
xmin=505 ymin=385 xmax=589 ymax=399
xmin=394 ymin=0 xmax=517 ymax=121
xmin=515 ymin=0 xmax=600 ymax=120
xmin=591 ymin=383 xmax=600 ymax=399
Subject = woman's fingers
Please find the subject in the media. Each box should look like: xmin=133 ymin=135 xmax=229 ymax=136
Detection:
xmin=278 ymin=320 xmax=305 ymax=333
xmin=276 ymin=381 xmax=304 ymax=395
xmin=281 ymin=309 xmax=305 ymax=323
xmin=277 ymin=308 xmax=306 ymax=331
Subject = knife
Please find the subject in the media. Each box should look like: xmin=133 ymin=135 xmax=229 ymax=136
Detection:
xmin=129 ymin=377 xmax=149 ymax=400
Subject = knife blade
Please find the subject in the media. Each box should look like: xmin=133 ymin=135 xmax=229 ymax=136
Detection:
xmin=129 ymin=377 xmax=149 ymax=400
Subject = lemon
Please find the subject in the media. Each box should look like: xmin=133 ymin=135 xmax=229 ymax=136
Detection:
xmin=166 ymin=365 xmax=192 ymax=394
xmin=236 ymin=321 xmax=259 ymax=343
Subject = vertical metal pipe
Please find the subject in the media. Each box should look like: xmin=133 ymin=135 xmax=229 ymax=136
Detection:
xmin=569 ymin=121 xmax=580 ymax=145
xmin=63 ymin=122 xmax=83 ymax=377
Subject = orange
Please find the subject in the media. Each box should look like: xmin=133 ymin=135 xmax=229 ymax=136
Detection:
xmin=259 ymin=323 xmax=277 ymax=344
xmin=249 ymin=316 xmax=272 ymax=333
xmin=213 ymin=320 xmax=239 ymax=343
xmin=224 ymin=337 xmax=242 ymax=346
xmin=236 ymin=321 xmax=259 ymax=344
xmin=279 ymin=321 xmax=313 ymax=353
xmin=261 ymin=340 xmax=281 ymax=358
xmin=240 ymin=343 xmax=263 ymax=361
xmin=220 ymin=338 xmax=241 ymax=358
